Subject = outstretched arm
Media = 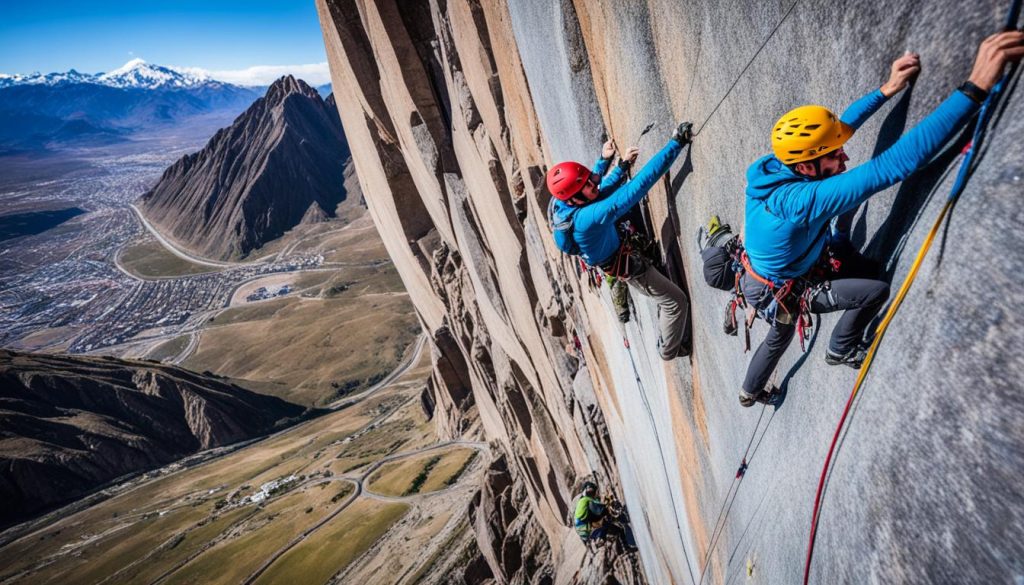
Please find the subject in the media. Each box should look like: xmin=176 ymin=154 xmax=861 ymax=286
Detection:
xmin=585 ymin=139 xmax=684 ymax=225
xmin=789 ymin=90 xmax=978 ymax=223
xmin=794 ymin=31 xmax=1024 ymax=223
xmin=598 ymin=164 xmax=625 ymax=192
xmin=841 ymin=52 xmax=921 ymax=129
xmin=839 ymin=89 xmax=889 ymax=129
xmin=591 ymin=139 xmax=618 ymax=177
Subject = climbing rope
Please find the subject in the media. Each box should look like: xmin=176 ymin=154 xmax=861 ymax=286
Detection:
xmin=567 ymin=299 xmax=697 ymax=583
xmin=802 ymin=5 xmax=1022 ymax=583
xmin=622 ymin=330 xmax=698 ymax=585
xmin=695 ymin=403 xmax=773 ymax=585
xmin=694 ymin=0 xmax=801 ymax=136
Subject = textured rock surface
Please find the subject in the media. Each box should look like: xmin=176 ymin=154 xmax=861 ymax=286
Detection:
xmin=0 ymin=350 xmax=306 ymax=526
xmin=318 ymin=1 xmax=1023 ymax=583
xmin=139 ymin=76 xmax=352 ymax=260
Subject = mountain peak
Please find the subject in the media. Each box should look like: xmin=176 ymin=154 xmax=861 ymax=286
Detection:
xmin=265 ymin=75 xmax=321 ymax=104
xmin=98 ymin=59 xmax=208 ymax=89
xmin=139 ymin=73 xmax=348 ymax=260
xmin=106 ymin=58 xmax=149 ymax=75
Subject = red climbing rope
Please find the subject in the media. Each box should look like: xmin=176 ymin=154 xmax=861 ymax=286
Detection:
xmin=802 ymin=4 xmax=1021 ymax=582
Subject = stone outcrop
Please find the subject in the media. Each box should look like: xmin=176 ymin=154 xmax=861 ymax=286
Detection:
xmin=317 ymin=1 xmax=1024 ymax=583
xmin=0 ymin=350 xmax=307 ymax=526
xmin=139 ymin=76 xmax=352 ymax=260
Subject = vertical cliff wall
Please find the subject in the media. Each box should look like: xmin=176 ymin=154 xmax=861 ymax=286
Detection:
xmin=318 ymin=1 xmax=1024 ymax=583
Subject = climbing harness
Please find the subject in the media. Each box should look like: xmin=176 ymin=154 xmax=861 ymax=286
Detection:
xmin=740 ymin=253 xmax=822 ymax=353
xmin=802 ymin=4 xmax=1022 ymax=583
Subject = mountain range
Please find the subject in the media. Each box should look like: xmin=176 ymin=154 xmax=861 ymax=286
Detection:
xmin=0 ymin=60 xmax=261 ymax=152
xmin=0 ymin=59 xmax=225 ymax=90
xmin=0 ymin=350 xmax=308 ymax=526
xmin=139 ymin=75 xmax=352 ymax=260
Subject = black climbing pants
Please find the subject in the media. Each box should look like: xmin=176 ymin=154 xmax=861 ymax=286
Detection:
xmin=740 ymin=247 xmax=889 ymax=395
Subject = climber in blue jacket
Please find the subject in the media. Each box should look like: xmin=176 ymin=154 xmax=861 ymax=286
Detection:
xmin=548 ymin=122 xmax=694 ymax=360
xmin=739 ymin=31 xmax=1024 ymax=407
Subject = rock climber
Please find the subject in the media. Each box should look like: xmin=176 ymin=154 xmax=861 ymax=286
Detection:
xmin=738 ymin=31 xmax=1024 ymax=407
xmin=547 ymin=122 xmax=694 ymax=360
xmin=571 ymin=481 xmax=636 ymax=551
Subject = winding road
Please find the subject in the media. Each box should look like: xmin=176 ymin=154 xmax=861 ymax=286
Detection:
xmin=128 ymin=204 xmax=246 ymax=268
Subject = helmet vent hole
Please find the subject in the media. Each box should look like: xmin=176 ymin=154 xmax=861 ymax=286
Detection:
xmin=784 ymin=132 xmax=794 ymax=135
xmin=804 ymin=124 xmax=821 ymax=130
xmin=798 ymin=132 xmax=811 ymax=137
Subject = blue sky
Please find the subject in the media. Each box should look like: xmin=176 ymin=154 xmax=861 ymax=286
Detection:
xmin=0 ymin=1 xmax=329 ymax=84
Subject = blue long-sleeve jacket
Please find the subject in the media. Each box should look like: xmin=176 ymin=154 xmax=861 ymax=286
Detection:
xmin=551 ymin=139 xmax=683 ymax=265
xmin=744 ymin=88 xmax=980 ymax=282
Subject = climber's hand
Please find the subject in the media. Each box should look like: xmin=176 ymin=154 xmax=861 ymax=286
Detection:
xmin=880 ymin=52 xmax=921 ymax=97
xmin=602 ymin=139 xmax=616 ymax=159
xmin=621 ymin=146 xmax=639 ymax=165
xmin=671 ymin=122 xmax=694 ymax=145
xmin=968 ymin=30 xmax=1024 ymax=91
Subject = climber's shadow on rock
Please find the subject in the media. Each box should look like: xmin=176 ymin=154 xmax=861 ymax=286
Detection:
xmin=661 ymin=146 xmax=696 ymax=345
xmin=843 ymin=85 xmax=915 ymax=246
xmin=661 ymin=145 xmax=695 ymax=285
xmin=854 ymin=85 xmax=973 ymax=283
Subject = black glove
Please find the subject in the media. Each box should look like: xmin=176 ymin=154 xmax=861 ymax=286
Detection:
xmin=671 ymin=121 xmax=694 ymax=145
xmin=617 ymin=158 xmax=633 ymax=171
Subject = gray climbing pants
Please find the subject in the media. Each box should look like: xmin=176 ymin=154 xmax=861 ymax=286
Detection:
xmin=625 ymin=259 xmax=690 ymax=360
xmin=740 ymin=248 xmax=889 ymax=394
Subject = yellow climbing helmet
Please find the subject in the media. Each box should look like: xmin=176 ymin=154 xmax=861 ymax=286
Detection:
xmin=771 ymin=105 xmax=854 ymax=164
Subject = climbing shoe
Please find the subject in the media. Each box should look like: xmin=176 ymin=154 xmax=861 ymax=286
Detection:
xmin=697 ymin=215 xmax=735 ymax=252
xmin=738 ymin=386 xmax=779 ymax=408
xmin=824 ymin=345 xmax=868 ymax=369
xmin=671 ymin=121 xmax=694 ymax=145
xmin=676 ymin=338 xmax=692 ymax=358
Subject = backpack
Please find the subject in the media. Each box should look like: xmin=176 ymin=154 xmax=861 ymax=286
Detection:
xmin=548 ymin=198 xmax=581 ymax=256
xmin=697 ymin=217 xmax=752 ymax=345
xmin=697 ymin=217 xmax=743 ymax=291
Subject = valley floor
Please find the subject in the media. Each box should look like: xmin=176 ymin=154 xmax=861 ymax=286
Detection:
xmin=0 ymin=344 xmax=487 ymax=585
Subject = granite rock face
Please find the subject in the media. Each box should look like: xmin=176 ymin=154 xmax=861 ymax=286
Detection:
xmin=317 ymin=1 xmax=1024 ymax=583
xmin=139 ymin=76 xmax=352 ymax=260
xmin=0 ymin=350 xmax=306 ymax=526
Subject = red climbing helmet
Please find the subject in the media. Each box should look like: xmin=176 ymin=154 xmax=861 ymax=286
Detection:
xmin=546 ymin=161 xmax=592 ymax=201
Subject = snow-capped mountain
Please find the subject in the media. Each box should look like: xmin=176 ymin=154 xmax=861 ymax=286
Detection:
xmin=97 ymin=59 xmax=215 ymax=89
xmin=0 ymin=59 xmax=225 ymax=90
xmin=0 ymin=69 xmax=95 ymax=88
xmin=0 ymin=60 xmax=262 ymax=152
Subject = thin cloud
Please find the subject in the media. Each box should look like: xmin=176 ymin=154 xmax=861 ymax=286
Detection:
xmin=171 ymin=62 xmax=331 ymax=86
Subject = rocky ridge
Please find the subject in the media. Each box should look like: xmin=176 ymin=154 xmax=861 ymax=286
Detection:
xmin=318 ymin=1 xmax=1023 ymax=584
xmin=139 ymin=76 xmax=352 ymax=260
xmin=0 ymin=350 xmax=307 ymax=526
